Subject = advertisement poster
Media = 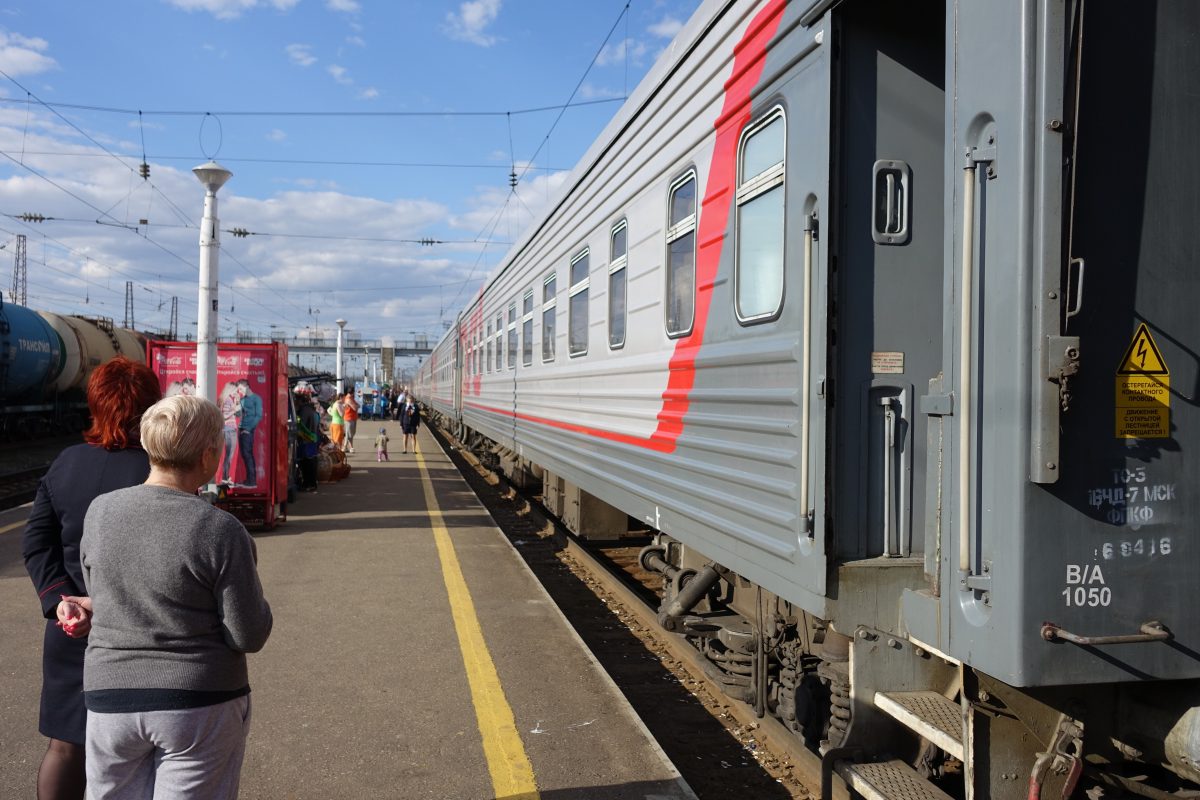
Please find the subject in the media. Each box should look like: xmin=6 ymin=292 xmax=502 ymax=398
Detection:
xmin=150 ymin=346 xmax=273 ymax=494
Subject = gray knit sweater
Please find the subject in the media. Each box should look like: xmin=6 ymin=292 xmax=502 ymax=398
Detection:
xmin=81 ymin=484 xmax=272 ymax=696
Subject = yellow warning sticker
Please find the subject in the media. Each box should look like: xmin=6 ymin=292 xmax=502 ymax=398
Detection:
xmin=1117 ymin=323 xmax=1169 ymax=375
xmin=1115 ymin=324 xmax=1170 ymax=438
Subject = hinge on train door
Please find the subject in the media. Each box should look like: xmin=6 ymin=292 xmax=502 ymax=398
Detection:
xmin=1046 ymin=336 xmax=1081 ymax=413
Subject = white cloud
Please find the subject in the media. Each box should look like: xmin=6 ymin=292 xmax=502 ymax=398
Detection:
xmin=595 ymin=38 xmax=647 ymax=67
xmin=647 ymin=15 xmax=683 ymax=39
xmin=358 ymin=87 xmax=379 ymax=100
xmin=443 ymin=0 xmax=501 ymax=47
xmin=326 ymin=0 xmax=359 ymax=11
xmin=285 ymin=43 xmax=316 ymax=67
xmin=265 ymin=128 xmax=287 ymax=142
xmin=579 ymin=83 xmax=623 ymax=100
xmin=164 ymin=0 xmax=299 ymax=21
xmin=0 ymin=30 xmax=57 ymax=76
xmin=127 ymin=119 xmax=167 ymax=132
xmin=327 ymin=64 xmax=352 ymax=85
xmin=345 ymin=35 xmax=366 ymax=47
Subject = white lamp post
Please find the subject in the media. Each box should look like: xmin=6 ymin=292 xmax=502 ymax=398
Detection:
xmin=192 ymin=160 xmax=232 ymax=403
xmin=336 ymin=319 xmax=347 ymax=394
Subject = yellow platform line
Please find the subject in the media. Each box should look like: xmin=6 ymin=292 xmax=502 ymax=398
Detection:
xmin=415 ymin=449 xmax=540 ymax=799
xmin=0 ymin=519 xmax=25 ymax=535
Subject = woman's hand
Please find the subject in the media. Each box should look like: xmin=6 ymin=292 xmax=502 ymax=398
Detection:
xmin=56 ymin=595 xmax=93 ymax=638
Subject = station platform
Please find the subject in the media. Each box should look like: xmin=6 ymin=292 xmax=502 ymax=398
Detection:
xmin=0 ymin=427 xmax=696 ymax=800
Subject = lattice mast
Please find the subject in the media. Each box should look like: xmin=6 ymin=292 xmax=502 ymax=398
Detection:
xmin=123 ymin=281 xmax=134 ymax=328
xmin=10 ymin=234 xmax=26 ymax=305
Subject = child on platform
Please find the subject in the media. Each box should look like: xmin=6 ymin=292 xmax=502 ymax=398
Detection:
xmin=375 ymin=428 xmax=389 ymax=462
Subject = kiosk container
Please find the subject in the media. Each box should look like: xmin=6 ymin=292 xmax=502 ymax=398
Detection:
xmin=147 ymin=340 xmax=290 ymax=529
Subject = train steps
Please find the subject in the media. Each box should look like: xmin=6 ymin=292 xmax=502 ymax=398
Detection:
xmin=836 ymin=759 xmax=955 ymax=800
xmin=874 ymin=690 xmax=964 ymax=760
xmin=825 ymin=691 xmax=961 ymax=800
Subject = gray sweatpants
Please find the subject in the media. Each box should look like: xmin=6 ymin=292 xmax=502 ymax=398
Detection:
xmin=85 ymin=696 xmax=251 ymax=800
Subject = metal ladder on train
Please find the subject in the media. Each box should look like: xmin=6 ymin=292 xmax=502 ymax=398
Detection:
xmin=827 ymin=691 xmax=961 ymax=800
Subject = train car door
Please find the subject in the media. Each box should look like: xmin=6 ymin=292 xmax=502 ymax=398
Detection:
xmin=454 ymin=328 xmax=463 ymax=426
xmin=829 ymin=1 xmax=946 ymax=574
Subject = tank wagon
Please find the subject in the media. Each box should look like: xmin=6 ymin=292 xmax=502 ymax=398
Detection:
xmin=0 ymin=294 xmax=147 ymax=437
xmin=417 ymin=1 xmax=1200 ymax=797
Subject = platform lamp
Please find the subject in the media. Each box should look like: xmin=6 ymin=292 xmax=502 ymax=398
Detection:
xmin=192 ymin=160 xmax=232 ymax=403
xmin=336 ymin=319 xmax=347 ymax=395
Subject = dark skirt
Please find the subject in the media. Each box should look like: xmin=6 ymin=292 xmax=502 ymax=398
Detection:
xmin=40 ymin=620 xmax=87 ymax=744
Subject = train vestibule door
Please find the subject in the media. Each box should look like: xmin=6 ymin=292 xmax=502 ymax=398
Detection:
xmin=830 ymin=1 xmax=946 ymax=568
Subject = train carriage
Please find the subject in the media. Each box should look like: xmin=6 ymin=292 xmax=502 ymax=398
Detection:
xmin=417 ymin=1 xmax=1200 ymax=797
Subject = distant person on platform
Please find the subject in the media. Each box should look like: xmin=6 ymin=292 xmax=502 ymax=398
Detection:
xmin=377 ymin=391 xmax=389 ymax=421
xmin=294 ymin=384 xmax=322 ymax=493
xmin=342 ymin=390 xmax=359 ymax=454
xmin=22 ymin=356 xmax=162 ymax=800
xmin=328 ymin=393 xmax=345 ymax=452
xmin=80 ymin=394 xmax=273 ymax=800
xmin=375 ymin=427 xmax=390 ymax=462
xmin=400 ymin=396 xmax=420 ymax=454
xmin=236 ymin=379 xmax=262 ymax=489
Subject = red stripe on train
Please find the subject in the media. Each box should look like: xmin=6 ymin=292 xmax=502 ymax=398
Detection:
xmin=460 ymin=0 xmax=786 ymax=453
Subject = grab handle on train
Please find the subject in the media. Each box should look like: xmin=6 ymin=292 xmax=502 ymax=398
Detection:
xmin=1040 ymin=620 xmax=1171 ymax=646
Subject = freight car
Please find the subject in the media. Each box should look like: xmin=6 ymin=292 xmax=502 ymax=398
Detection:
xmin=417 ymin=1 xmax=1200 ymax=797
xmin=0 ymin=294 xmax=147 ymax=437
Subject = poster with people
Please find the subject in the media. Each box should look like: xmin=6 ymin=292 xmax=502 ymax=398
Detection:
xmin=150 ymin=346 xmax=273 ymax=494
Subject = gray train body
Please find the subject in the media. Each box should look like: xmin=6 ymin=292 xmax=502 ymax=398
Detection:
xmin=418 ymin=1 xmax=1200 ymax=796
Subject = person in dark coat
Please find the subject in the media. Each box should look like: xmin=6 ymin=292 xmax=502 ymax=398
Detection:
xmin=21 ymin=357 xmax=162 ymax=800
xmin=400 ymin=397 xmax=420 ymax=454
xmin=294 ymin=384 xmax=322 ymax=492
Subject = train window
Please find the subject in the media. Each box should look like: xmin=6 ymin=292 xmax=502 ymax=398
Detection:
xmin=507 ymin=302 xmax=517 ymax=369
xmin=495 ymin=313 xmax=503 ymax=372
xmin=736 ymin=110 xmax=786 ymax=322
xmin=666 ymin=171 xmax=697 ymax=337
xmin=542 ymin=272 xmax=556 ymax=362
xmin=522 ymin=289 xmax=534 ymax=366
xmin=569 ymin=248 xmax=589 ymax=356
xmin=486 ymin=321 xmax=493 ymax=372
xmin=609 ymin=220 xmax=627 ymax=349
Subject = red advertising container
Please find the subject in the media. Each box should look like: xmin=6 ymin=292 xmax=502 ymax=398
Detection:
xmin=147 ymin=340 xmax=290 ymax=530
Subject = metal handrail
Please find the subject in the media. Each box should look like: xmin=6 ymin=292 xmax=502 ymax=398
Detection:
xmin=1041 ymin=621 xmax=1171 ymax=646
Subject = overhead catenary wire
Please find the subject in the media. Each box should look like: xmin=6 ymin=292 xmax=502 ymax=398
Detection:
xmin=0 ymin=69 xmax=196 ymax=232
xmin=5 ymin=151 xmax=573 ymax=172
xmin=0 ymin=97 xmax=625 ymax=118
xmin=515 ymin=1 xmax=632 ymax=186
xmin=0 ymin=15 xmax=639 ymax=340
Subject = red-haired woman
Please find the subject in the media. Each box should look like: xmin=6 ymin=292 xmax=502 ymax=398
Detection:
xmin=22 ymin=356 xmax=162 ymax=800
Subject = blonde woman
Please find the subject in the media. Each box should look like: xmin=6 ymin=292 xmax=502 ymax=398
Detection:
xmin=79 ymin=395 xmax=272 ymax=799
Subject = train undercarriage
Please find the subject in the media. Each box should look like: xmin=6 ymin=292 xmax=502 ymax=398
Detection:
xmin=447 ymin=419 xmax=1200 ymax=800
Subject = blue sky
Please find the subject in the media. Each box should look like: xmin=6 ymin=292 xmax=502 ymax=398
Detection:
xmin=0 ymin=0 xmax=699 ymax=354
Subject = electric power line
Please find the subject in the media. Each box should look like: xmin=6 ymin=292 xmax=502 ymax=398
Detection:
xmin=0 ymin=97 xmax=625 ymax=119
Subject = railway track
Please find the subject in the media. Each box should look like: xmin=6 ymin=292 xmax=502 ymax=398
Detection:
xmin=0 ymin=466 xmax=47 ymax=511
xmin=435 ymin=425 xmax=847 ymax=800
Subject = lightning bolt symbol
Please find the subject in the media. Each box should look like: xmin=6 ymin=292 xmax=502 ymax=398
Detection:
xmin=1137 ymin=339 xmax=1148 ymax=368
